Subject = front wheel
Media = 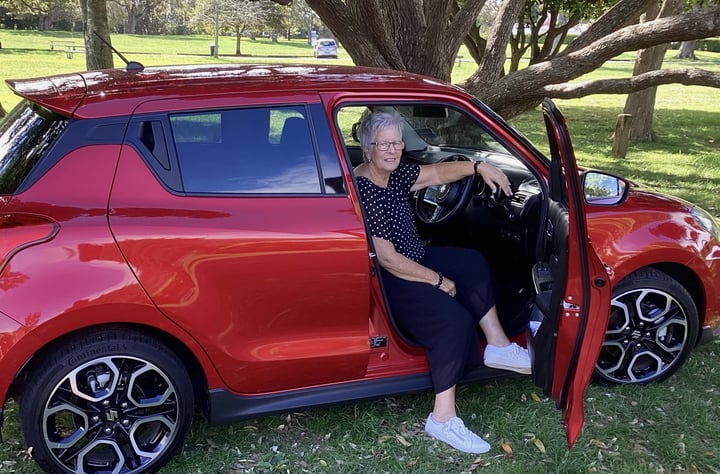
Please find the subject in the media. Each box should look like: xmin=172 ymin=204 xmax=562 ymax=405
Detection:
xmin=20 ymin=328 xmax=194 ymax=474
xmin=595 ymin=268 xmax=699 ymax=384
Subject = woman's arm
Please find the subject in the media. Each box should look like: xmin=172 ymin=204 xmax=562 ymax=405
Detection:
xmin=411 ymin=160 xmax=512 ymax=196
xmin=373 ymin=236 xmax=456 ymax=295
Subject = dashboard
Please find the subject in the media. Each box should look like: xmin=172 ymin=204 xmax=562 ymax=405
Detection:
xmin=407 ymin=147 xmax=543 ymax=224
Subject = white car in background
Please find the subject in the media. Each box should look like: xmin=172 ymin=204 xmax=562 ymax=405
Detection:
xmin=314 ymin=38 xmax=338 ymax=58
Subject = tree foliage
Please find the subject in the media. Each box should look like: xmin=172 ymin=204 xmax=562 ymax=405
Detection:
xmin=1 ymin=0 xmax=78 ymax=29
xmin=107 ymin=0 xmax=193 ymax=34
xmin=508 ymin=0 xmax=617 ymax=70
xmin=110 ymin=0 xmax=165 ymax=33
xmin=193 ymin=0 xmax=272 ymax=56
xmin=285 ymin=0 xmax=319 ymax=42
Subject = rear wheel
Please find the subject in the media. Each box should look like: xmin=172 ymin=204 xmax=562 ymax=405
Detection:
xmin=595 ymin=269 xmax=698 ymax=384
xmin=20 ymin=328 xmax=194 ymax=473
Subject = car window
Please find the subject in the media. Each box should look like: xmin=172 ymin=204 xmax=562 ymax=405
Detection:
xmin=394 ymin=105 xmax=510 ymax=154
xmin=0 ymin=101 xmax=68 ymax=195
xmin=171 ymin=105 xmax=323 ymax=194
xmin=336 ymin=103 xmax=514 ymax=157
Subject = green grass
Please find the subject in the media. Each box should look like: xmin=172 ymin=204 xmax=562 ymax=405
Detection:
xmin=0 ymin=30 xmax=352 ymax=110
xmin=1 ymin=31 xmax=720 ymax=474
xmin=4 ymin=343 xmax=720 ymax=473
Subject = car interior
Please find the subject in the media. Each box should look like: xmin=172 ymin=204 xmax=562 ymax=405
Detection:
xmin=337 ymin=103 xmax=551 ymax=341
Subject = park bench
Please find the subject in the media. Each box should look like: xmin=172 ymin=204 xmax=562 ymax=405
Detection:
xmin=50 ymin=41 xmax=85 ymax=59
xmin=64 ymin=44 xmax=85 ymax=59
xmin=49 ymin=40 xmax=77 ymax=50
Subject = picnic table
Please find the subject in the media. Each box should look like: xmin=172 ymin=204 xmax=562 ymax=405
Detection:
xmin=64 ymin=44 xmax=85 ymax=59
xmin=50 ymin=41 xmax=85 ymax=58
xmin=49 ymin=40 xmax=77 ymax=50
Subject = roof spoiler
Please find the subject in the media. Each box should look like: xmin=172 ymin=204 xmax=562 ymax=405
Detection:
xmin=92 ymin=30 xmax=144 ymax=72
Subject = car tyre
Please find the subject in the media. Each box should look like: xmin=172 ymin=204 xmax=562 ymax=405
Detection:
xmin=19 ymin=328 xmax=194 ymax=474
xmin=595 ymin=268 xmax=698 ymax=384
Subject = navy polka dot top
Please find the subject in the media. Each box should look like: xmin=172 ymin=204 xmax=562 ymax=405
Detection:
xmin=356 ymin=162 xmax=425 ymax=262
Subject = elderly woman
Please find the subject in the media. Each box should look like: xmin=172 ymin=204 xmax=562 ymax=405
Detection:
xmin=354 ymin=111 xmax=531 ymax=454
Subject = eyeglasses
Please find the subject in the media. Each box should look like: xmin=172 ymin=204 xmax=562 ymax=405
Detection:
xmin=371 ymin=140 xmax=405 ymax=151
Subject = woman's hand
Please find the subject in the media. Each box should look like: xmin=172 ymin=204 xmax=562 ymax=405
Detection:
xmin=438 ymin=275 xmax=457 ymax=297
xmin=475 ymin=162 xmax=512 ymax=196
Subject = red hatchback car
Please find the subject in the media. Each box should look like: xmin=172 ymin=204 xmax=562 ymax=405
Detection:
xmin=1 ymin=64 xmax=719 ymax=473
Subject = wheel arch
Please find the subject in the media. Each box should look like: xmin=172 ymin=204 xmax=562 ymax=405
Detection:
xmin=647 ymin=262 xmax=705 ymax=344
xmin=8 ymin=323 xmax=211 ymax=417
xmin=611 ymin=261 xmax=705 ymax=346
xmin=596 ymin=264 xmax=701 ymax=385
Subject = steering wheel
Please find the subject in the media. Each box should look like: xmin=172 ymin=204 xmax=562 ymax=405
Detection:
xmin=414 ymin=154 xmax=475 ymax=224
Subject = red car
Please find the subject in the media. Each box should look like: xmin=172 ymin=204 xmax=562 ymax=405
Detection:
xmin=1 ymin=64 xmax=718 ymax=473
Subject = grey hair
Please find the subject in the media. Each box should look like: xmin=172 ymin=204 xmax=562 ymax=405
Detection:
xmin=358 ymin=111 xmax=404 ymax=148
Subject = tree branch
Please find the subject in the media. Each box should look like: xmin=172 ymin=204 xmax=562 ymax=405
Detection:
xmin=468 ymin=6 xmax=720 ymax=117
xmin=562 ymin=0 xmax=656 ymax=55
xmin=470 ymin=0 xmax=526 ymax=82
xmin=541 ymin=68 xmax=720 ymax=99
xmin=446 ymin=0 xmax=487 ymax=58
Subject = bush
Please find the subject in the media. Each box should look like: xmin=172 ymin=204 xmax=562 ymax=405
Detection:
xmin=698 ymin=38 xmax=720 ymax=52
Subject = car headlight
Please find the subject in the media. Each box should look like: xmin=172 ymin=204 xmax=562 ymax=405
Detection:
xmin=690 ymin=206 xmax=720 ymax=241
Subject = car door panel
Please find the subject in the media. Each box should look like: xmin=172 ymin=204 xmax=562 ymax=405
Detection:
xmin=527 ymin=99 xmax=612 ymax=447
xmin=109 ymin=107 xmax=372 ymax=395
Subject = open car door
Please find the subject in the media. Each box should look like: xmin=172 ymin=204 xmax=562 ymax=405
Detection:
xmin=527 ymin=99 xmax=612 ymax=447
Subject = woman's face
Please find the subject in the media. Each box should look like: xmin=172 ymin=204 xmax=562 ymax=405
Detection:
xmin=364 ymin=126 xmax=404 ymax=174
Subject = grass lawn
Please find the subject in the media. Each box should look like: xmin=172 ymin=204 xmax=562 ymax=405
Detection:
xmin=1 ymin=30 xmax=720 ymax=473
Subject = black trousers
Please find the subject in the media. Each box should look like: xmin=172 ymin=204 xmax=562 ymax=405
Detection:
xmin=381 ymin=246 xmax=496 ymax=393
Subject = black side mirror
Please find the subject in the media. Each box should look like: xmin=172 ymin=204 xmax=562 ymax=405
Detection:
xmin=583 ymin=171 xmax=628 ymax=205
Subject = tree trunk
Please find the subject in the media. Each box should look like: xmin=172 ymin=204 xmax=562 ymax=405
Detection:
xmin=466 ymin=0 xmax=525 ymax=84
xmin=292 ymin=0 xmax=720 ymax=120
xmin=82 ymin=0 xmax=114 ymax=70
xmin=129 ymin=12 xmax=137 ymax=34
xmin=677 ymin=40 xmax=697 ymax=59
xmin=623 ymin=0 xmax=684 ymax=143
xmin=305 ymin=0 xmax=487 ymax=81
xmin=457 ymin=0 xmax=486 ymax=66
xmin=213 ymin=10 xmax=220 ymax=58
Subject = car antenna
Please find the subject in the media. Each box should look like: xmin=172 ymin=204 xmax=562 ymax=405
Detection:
xmin=92 ymin=30 xmax=144 ymax=72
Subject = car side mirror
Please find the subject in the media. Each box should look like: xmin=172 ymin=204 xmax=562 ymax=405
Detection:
xmin=582 ymin=171 xmax=628 ymax=205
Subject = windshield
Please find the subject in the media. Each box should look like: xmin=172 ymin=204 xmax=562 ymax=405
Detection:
xmin=388 ymin=104 xmax=511 ymax=155
xmin=338 ymin=103 xmax=518 ymax=154
xmin=0 ymin=101 xmax=68 ymax=195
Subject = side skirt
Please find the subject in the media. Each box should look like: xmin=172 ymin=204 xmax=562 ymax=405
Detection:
xmin=206 ymin=366 xmax=516 ymax=425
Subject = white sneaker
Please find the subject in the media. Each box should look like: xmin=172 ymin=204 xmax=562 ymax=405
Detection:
xmin=484 ymin=342 xmax=532 ymax=374
xmin=424 ymin=414 xmax=491 ymax=454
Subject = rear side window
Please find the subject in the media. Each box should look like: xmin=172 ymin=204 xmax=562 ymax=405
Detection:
xmin=171 ymin=105 xmax=324 ymax=194
xmin=0 ymin=101 xmax=68 ymax=195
